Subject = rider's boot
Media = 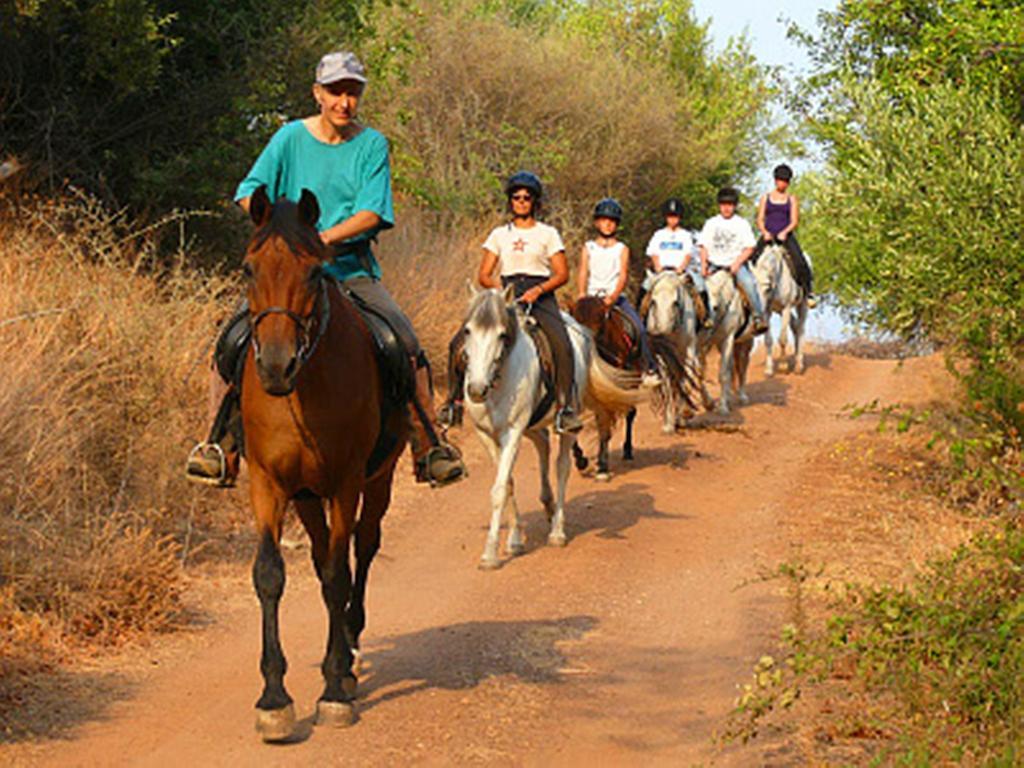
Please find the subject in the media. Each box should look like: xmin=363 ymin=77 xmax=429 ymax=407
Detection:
xmin=555 ymin=384 xmax=584 ymax=434
xmin=185 ymin=388 xmax=242 ymax=487
xmin=806 ymin=293 xmax=818 ymax=309
xmin=409 ymin=357 xmax=467 ymax=487
xmin=753 ymin=314 xmax=770 ymax=335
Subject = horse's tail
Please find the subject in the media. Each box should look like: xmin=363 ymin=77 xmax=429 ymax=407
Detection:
xmin=585 ymin=355 xmax=647 ymax=414
xmin=650 ymin=335 xmax=701 ymax=412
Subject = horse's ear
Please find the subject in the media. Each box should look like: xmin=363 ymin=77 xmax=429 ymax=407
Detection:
xmin=298 ymin=188 xmax=320 ymax=229
xmin=250 ymin=186 xmax=271 ymax=226
xmin=466 ymin=279 xmax=479 ymax=299
xmin=502 ymin=283 xmax=516 ymax=306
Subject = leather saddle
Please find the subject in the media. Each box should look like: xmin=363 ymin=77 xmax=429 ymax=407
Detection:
xmin=211 ymin=281 xmax=413 ymax=475
xmin=520 ymin=312 xmax=558 ymax=429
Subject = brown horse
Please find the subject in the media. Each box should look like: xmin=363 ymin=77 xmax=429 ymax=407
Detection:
xmin=570 ymin=296 xmax=693 ymax=479
xmin=240 ymin=187 xmax=407 ymax=740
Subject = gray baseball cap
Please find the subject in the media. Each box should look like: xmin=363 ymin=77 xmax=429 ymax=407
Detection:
xmin=315 ymin=51 xmax=367 ymax=85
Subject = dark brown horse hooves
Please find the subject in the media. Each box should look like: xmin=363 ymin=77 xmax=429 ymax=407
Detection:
xmin=256 ymin=704 xmax=296 ymax=742
xmin=316 ymin=700 xmax=357 ymax=728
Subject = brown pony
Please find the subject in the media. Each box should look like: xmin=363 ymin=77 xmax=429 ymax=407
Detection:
xmin=241 ymin=187 xmax=407 ymax=740
xmin=570 ymin=296 xmax=692 ymax=479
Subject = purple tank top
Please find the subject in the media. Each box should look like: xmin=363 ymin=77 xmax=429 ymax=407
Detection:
xmin=764 ymin=196 xmax=792 ymax=235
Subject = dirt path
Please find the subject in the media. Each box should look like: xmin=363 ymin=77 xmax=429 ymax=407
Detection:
xmin=9 ymin=348 xmax=927 ymax=766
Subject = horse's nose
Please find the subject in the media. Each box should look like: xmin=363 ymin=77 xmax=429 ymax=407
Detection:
xmin=256 ymin=343 xmax=298 ymax=396
xmin=466 ymin=382 xmax=488 ymax=403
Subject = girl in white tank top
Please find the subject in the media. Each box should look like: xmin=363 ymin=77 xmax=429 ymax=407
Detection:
xmin=577 ymin=199 xmax=659 ymax=381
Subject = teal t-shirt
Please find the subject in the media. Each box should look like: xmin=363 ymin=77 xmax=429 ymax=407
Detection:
xmin=235 ymin=121 xmax=395 ymax=280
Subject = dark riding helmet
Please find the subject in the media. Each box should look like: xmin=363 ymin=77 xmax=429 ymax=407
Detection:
xmin=773 ymin=164 xmax=794 ymax=181
xmin=505 ymin=170 xmax=543 ymax=199
xmin=717 ymin=187 xmax=740 ymax=205
xmin=593 ymin=198 xmax=623 ymax=221
xmin=661 ymin=197 xmax=684 ymax=217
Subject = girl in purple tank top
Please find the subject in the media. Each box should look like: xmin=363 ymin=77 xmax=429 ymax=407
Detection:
xmin=755 ymin=164 xmax=816 ymax=306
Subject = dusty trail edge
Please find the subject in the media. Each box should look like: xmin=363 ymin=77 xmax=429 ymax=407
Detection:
xmin=10 ymin=348 xmax=927 ymax=766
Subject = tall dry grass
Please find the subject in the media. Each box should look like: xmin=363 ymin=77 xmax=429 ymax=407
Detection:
xmin=0 ymin=193 xmax=247 ymax=669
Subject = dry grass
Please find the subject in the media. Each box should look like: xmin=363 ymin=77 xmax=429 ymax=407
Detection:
xmin=0 ymin=193 xmax=251 ymax=668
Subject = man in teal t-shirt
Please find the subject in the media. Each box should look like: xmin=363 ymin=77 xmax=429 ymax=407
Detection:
xmin=187 ymin=51 xmax=466 ymax=488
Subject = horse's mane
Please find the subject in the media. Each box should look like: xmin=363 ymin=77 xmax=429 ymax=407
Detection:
xmin=572 ymin=296 xmax=606 ymax=332
xmin=467 ymin=289 xmax=517 ymax=341
xmin=249 ymin=200 xmax=328 ymax=260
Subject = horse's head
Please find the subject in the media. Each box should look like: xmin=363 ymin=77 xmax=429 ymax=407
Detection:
xmin=243 ymin=186 xmax=329 ymax=396
xmin=462 ymin=285 xmax=517 ymax=403
xmin=570 ymin=295 xmax=607 ymax=335
xmin=752 ymin=242 xmax=784 ymax=298
xmin=647 ymin=272 xmax=684 ymax=334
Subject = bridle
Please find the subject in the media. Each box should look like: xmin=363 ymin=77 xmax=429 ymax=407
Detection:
xmin=250 ymin=276 xmax=331 ymax=371
xmin=468 ymin=304 xmax=519 ymax=400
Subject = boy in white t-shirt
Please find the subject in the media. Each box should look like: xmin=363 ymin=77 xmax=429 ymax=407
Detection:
xmin=577 ymin=198 xmax=658 ymax=383
xmin=697 ymin=187 xmax=768 ymax=334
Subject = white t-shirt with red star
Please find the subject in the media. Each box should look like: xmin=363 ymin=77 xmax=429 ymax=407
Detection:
xmin=482 ymin=221 xmax=565 ymax=278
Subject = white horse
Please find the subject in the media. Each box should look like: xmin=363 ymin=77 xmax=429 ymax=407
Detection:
xmin=699 ymin=269 xmax=755 ymax=414
xmin=462 ymin=286 xmax=640 ymax=569
xmin=645 ymin=271 xmax=709 ymax=426
xmin=751 ymin=242 xmax=809 ymax=375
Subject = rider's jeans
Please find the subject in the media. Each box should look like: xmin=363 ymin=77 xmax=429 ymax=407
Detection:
xmin=703 ymin=263 xmax=764 ymax=318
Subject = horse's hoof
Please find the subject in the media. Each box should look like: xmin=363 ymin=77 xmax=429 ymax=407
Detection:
xmin=479 ymin=556 xmax=501 ymax=570
xmin=661 ymin=423 xmax=675 ymax=435
xmin=316 ymin=699 xmax=357 ymax=728
xmin=622 ymin=451 xmax=633 ymax=462
xmin=351 ymin=649 xmax=363 ymax=676
xmin=738 ymin=393 xmax=750 ymax=405
xmin=256 ymin=704 xmax=296 ymax=742
xmin=548 ymin=533 xmax=567 ymax=548
xmin=506 ymin=541 xmax=526 ymax=556
xmin=594 ymin=471 xmax=611 ymax=483
xmin=574 ymin=456 xmax=589 ymax=471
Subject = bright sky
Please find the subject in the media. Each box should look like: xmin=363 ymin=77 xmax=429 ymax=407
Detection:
xmin=690 ymin=0 xmax=834 ymax=75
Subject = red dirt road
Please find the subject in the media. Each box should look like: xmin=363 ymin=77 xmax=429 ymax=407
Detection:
xmin=9 ymin=348 xmax=929 ymax=766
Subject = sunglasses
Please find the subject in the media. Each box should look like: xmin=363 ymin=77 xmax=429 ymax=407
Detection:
xmin=510 ymin=193 xmax=533 ymax=202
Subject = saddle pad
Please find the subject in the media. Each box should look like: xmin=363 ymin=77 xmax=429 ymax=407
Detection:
xmin=523 ymin=320 xmax=557 ymax=428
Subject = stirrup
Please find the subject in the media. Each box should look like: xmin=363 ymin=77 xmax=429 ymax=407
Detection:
xmin=185 ymin=442 xmax=231 ymax=487
xmin=555 ymin=408 xmax=584 ymax=435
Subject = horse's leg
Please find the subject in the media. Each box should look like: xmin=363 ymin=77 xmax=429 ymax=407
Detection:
xmin=549 ymin=432 xmax=573 ymax=547
xmin=572 ymin=439 xmax=589 ymax=471
xmin=735 ymin=340 xmax=752 ymax=405
xmin=315 ymin=483 xmax=361 ymax=728
xmin=793 ymin=301 xmax=808 ymax=374
xmin=526 ymin=426 xmax=555 ymax=524
xmin=481 ymin=429 xmax=523 ymax=569
xmin=249 ymin=468 xmax=295 ymax=742
xmin=717 ymin=335 xmax=734 ymax=415
xmin=346 ymin=468 xmax=393 ymax=676
xmin=764 ymin=312 xmax=776 ymax=377
xmin=595 ymin=409 xmax=612 ymax=482
xmin=622 ymin=407 xmax=636 ymax=461
xmin=502 ymin=474 xmax=524 ymax=555
xmin=698 ymin=346 xmax=715 ymax=411
xmin=779 ymin=304 xmax=792 ymax=371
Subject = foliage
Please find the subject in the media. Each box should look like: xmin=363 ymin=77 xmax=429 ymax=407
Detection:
xmin=799 ymin=77 xmax=1023 ymax=492
xmin=789 ymin=0 xmax=1024 ymax=123
xmin=1 ymin=0 xmax=773 ymax=252
xmin=363 ymin=0 xmax=772 ymax=234
xmin=730 ymin=528 xmax=1024 ymax=762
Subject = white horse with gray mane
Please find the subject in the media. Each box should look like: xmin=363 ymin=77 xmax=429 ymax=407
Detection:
xmin=698 ymin=268 xmax=755 ymax=414
xmin=461 ymin=286 xmax=641 ymax=569
xmin=751 ymin=242 xmax=809 ymax=375
xmin=645 ymin=271 xmax=709 ymax=425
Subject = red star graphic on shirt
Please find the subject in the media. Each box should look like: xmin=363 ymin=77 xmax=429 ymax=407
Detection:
xmin=512 ymin=238 xmax=527 ymax=252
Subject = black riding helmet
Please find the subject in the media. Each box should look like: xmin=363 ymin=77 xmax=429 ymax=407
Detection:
xmin=773 ymin=164 xmax=794 ymax=181
xmin=593 ymin=197 xmax=623 ymax=221
xmin=661 ymin=197 xmax=684 ymax=217
xmin=717 ymin=187 xmax=740 ymax=204
xmin=505 ymin=170 xmax=543 ymax=199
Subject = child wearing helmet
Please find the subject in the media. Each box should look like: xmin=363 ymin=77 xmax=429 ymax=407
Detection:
xmin=698 ymin=187 xmax=769 ymax=334
xmin=577 ymin=198 xmax=660 ymax=386
xmin=754 ymin=164 xmax=816 ymax=307
xmin=440 ymin=171 xmax=584 ymax=435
